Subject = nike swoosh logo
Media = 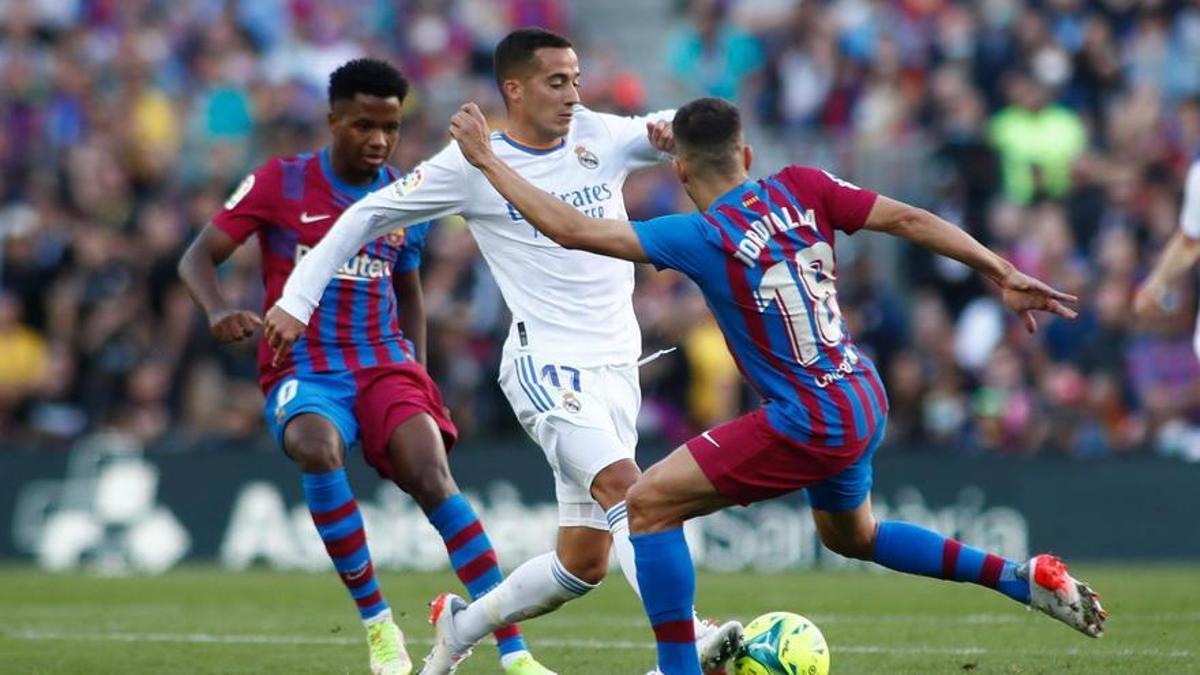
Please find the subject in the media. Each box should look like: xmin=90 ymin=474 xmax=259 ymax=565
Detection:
xmin=343 ymin=562 xmax=370 ymax=581
xmin=300 ymin=212 xmax=331 ymax=223
xmin=701 ymin=431 xmax=720 ymax=447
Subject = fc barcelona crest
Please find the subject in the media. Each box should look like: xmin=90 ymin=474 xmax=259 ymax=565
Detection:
xmin=386 ymin=228 xmax=407 ymax=247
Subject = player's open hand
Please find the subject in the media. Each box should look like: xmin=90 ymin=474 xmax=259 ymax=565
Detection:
xmin=209 ymin=308 xmax=262 ymax=343
xmin=996 ymin=268 xmax=1079 ymax=333
xmin=647 ymin=119 xmax=675 ymax=154
xmin=449 ymin=103 xmax=493 ymax=168
xmin=264 ymin=305 xmax=305 ymax=366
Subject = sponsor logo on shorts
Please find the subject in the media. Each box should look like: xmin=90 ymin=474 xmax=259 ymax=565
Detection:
xmin=561 ymin=391 xmax=582 ymax=414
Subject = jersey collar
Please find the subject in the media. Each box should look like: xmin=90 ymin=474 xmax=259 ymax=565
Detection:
xmin=498 ymin=132 xmax=567 ymax=155
xmin=710 ymin=179 xmax=759 ymax=210
xmin=319 ymin=147 xmax=391 ymax=200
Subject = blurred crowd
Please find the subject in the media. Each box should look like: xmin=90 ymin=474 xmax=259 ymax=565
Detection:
xmin=3 ymin=0 xmax=1200 ymax=460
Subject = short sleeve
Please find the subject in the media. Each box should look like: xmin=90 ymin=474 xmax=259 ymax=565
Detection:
xmin=631 ymin=212 xmax=709 ymax=275
xmin=1182 ymin=161 xmax=1200 ymax=240
xmin=394 ymin=221 xmax=432 ymax=273
xmin=782 ymin=166 xmax=878 ymax=234
xmin=593 ymin=108 xmax=676 ymax=169
xmin=212 ymin=163 xmax=278 ymax=243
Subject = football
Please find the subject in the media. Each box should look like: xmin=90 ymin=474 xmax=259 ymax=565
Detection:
xmin=732 ymin=611 xmax=830 ymax=675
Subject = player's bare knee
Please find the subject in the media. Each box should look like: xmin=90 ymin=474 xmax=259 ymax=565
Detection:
xmin=625 ymin=479 xmax=667 ymax=533
xmin=393 ymin=460 xmax=456 ymax=505
xmin=590 ymin=459 xmax=641 ymax=509
xmin=287 ymin=437 xmax=343 ymax=473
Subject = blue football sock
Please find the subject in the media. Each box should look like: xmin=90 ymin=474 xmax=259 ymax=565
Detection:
xmin=428 ymin=494 xmax=526 ymax=656
xmin=632 ymin=528 xmax=701 ymax=675
xmin=302 ymin=468 xmax=389 ymax=622
xmin=872 ymin=521 xmax=1030 ymax=604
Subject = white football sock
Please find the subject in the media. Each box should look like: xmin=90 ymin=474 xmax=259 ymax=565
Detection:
xmin=607 ymin=502 xmax=708 ymax=636
xmin=454 ymin=552 xmax=596 ymax=645
xmin=606 ymin=500 xmax=641 ymax=596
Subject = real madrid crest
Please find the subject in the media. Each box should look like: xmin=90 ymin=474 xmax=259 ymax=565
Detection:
xmin=561 ymin=391 xmax=582 ymax=413
xmin=574 ymin=145 xmax=599 ymax=170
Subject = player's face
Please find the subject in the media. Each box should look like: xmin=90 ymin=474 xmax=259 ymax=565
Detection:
xmin=329 ymin=94 xmax=403 ymax=180
xmin=512 ymin=47 xmax=581 ymax=140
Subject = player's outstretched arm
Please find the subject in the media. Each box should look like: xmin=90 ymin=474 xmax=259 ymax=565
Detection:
xmin=264 ymin=192 xmax=397 ymax=363
xmin=177 ymin=224 xmax=263 ymax=343
xmin=449 ymin=103 xmax=650 ymax=263
xmin=265 ymin=158 xmax=462 ymax=364
xmin=863 ymin=195 xmax=1078 ymax=333
xmin=1135 ymin=162 xmax=1200 ymax=317
xmin=1134 ymin=231 xmax=1200 ymax=317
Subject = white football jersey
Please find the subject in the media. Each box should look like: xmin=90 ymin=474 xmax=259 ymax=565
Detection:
xmin=1180 ymin=159 xmax=1200 ymax=359
xmin=277 ymin=106 xmax=673 ymax=366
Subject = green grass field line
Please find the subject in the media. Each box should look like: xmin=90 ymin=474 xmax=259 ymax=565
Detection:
xmin=1 ymin=565 xmax=1197 ymax=673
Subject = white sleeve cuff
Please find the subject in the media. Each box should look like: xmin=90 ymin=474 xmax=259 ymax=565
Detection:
xmin=274 ymin=293 xmax=316 ymax=326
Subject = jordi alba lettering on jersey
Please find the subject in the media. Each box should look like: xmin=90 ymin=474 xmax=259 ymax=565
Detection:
xmin=632 ymin=166 xmax=888 ymax=446
xmin=213 ymin=148 xmax=431 ymax=392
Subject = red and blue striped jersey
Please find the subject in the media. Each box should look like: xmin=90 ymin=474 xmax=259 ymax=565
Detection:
xmin=213 ymin=147 xmax=432 ymax=393
xmin=631 ymin=166 xmax=888 ymax=447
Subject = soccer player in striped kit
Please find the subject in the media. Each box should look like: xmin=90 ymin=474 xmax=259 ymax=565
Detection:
xmin=447 ymin=97 xmax=1108 ymax=675
xmin=178 ymin=59 xmax=548 ymax=675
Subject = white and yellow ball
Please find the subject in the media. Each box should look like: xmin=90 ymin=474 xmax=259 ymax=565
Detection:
xmin=732 ymin=611 xmax=830 ymax=675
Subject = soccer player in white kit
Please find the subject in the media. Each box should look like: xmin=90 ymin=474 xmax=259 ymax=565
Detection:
xmin=1135 ymin=158 xmax=1200 ymax=356
xmin=264 ymin=28 xmax=740 ymax=674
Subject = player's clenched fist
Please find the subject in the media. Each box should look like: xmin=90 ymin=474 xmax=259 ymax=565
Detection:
xmin=646 ymin=119 xmax=675 ymax=154
xmin=264 ymin=305 xmax=305 ymax=366
xmin=449 ymin=103 xmax=493 ymax=168
xmin=209 ymin=308 xmax=262 ymax=343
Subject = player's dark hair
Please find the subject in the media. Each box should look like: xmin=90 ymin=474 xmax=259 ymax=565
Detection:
xmin=328 ymin=58 xmax=409 ymax=107
xmin=673 ymin=97 xmax=743 ymax=177
xmin=493 ymin=28 xmax=574 ymax=93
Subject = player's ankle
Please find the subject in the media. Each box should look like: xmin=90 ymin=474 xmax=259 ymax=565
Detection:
xmin=499 ymin=649 xmax=531 ymax=670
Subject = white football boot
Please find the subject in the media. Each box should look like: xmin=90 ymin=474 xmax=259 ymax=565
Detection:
xmin=695 ymin=618 xmax=744 ymax=674
xmin=1021 ymin=554 xmax=1107 ymax=637
xmin=418 ymin=593 xmax=474 ymax=675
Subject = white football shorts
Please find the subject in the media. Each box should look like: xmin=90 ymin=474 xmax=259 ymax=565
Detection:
xmin=498 ymin=354 xmax=641 ymax=530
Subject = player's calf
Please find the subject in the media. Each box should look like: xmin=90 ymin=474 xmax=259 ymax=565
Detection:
xmin=555 ymin=527 xmax=612 ymax=585
xmin=811 ymin=507 xmax=876 ymax=560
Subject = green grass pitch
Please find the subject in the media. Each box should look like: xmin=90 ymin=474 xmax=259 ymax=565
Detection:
xmin=1 ymin=565 xmax=1196 ymax=673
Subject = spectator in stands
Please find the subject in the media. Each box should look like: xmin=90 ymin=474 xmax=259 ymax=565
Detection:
xmin=989 ymin=70 xmax=1087 ymax=204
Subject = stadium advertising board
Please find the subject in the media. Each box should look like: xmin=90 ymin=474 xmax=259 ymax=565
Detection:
xmin=3 ymin=434 xmax=1198 ymax=573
